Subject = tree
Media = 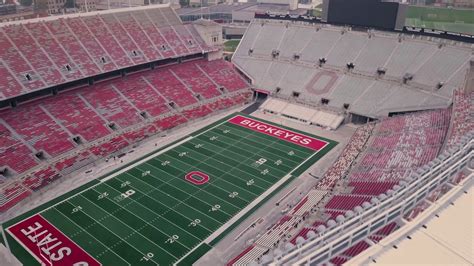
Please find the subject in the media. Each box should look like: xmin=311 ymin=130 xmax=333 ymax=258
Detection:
xmin=35 ymin=0 xmax=49 ymax=11
xmin=179 ymin=0 xmax=190 ymax=7
xmin=20 ymin=0 xmax=33 ymax=6
xmin=64 ymin=0 xmax=78 ymax=8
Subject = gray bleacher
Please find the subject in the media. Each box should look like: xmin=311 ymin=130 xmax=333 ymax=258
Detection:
xmin=252 ymin=23 xmax=287 ymax=56
xmin=146 ymin=8 xmax=169 ymax=26
xmin=324 ymin=76 xmax=375 ymax=108
xmin=234 ymin=23 xmax=260 ymax=58
xmin=161 ymin=6 xmax=181 ymax=25
xmin=238 ymin=57 xmax=271 ymax=84
xmin=354 ymin=35 xmax=398 ymax=74
xmin=350 ymin=82 xmax=396 ymax=116
xmin=233 ymin=20 xmax=472 ymax=118
xmin=412 ymin=46 xmax=471 ymax=87
xmin=326 ymin=33 xmax=368 ymax=67
xmin=300 ymin=29 xmax=341 ymax=62
xmin=277 ymin=64 xmax=316 ymax=94
xmin=279 ymin=25 xmax=314 ymax=59
xmin=260 ymin=61 xmax=290 ymax=90
xmin=384 ymin=40 xmax=438 ymax=78
xmin=439 ymin=64 xmax=469 ymax=97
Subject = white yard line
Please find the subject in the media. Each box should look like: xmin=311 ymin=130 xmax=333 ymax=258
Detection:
xmin=2 ymin=118 xmax=235 ymax=265
xmin=182 ymin=143 xmax=276 ymax=188
xmin=101 ymin=136 xmax=193 ymax=183
xmin=78 ymin=193 xmax=178 ymax=261
xmin=102 ymin=177 xmax=210 ymax=244
xmin=6 ymin=114 xmax=332 ymax=266
xmin=169 ymin=146 xmax=266 ymax=194
xmin=175 ymin=130 xmax=328 ymax=265
xmin=113 ymin=172 xmax=215 ymax=234
xmin=90 ymin=184 xmax=198 ymax=248
xmin=53 ymin=208 xmax=133 ymax=265
xmin=6 ymin=116 xmax=232 ymax=230
xmin=208 ymin=124 xmax=311 ymax=162
xmin=123 ymin=169 xmax=230 ymax=225
xmin=187 ymin=135 xmax=300 ymax=174
xmin=141 ymin=159 xmax=242 ymax=214
xmin=194 ymin=124 xmax=305 ymax=170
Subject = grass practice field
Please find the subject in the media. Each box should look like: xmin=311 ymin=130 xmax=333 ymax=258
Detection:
xmin=224 ymin=40 xmax=241 ymax=53
xmin=405 ymin=6 xmax=474 ymax=35
xmin=1 ymin=113 xmax=336 ymax=265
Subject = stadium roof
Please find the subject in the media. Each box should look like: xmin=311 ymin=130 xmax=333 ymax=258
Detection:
xmin=176 ymin=3 xmax=256 ymax=15
xmin=176 ymin=3 xmax=305 ymax=16
xmin=0 ymin=3 xmax=169 ymax=26
xmin=354 ymin=182 xmax=473 ymax=265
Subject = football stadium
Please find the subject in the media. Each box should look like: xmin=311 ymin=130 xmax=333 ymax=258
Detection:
xmin=0 ymin=1 xmax=472 ymax=266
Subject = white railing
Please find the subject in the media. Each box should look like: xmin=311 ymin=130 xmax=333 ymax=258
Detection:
xmin=269 ymin=137 xmax=473 ymax=265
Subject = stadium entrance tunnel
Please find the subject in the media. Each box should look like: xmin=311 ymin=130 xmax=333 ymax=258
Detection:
xmin=185 ymin=171 xmax=210 ymax=185
xmin=242 ymin=89 xmax=266 ymax=114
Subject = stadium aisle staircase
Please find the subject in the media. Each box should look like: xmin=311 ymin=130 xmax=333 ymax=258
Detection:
xmin=0 ymin=59 xmax=251 ymax=213
xmin=228 ymin=108 xmax=454 ymax=265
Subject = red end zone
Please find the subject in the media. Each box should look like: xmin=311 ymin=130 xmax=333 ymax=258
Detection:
xmin=228 ymin=115 xmax=327 ymax=151
xmin=7 ymin=214 xmax=100 ymax=266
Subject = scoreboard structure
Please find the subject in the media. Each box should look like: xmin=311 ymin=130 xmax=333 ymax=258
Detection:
xmin=322 ymin=0 xmax=408 ymax=30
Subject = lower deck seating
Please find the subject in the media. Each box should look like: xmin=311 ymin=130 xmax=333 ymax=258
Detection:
xmin=208 ymin=97 xmax=236 ymax=111
xmin=229 ymin=108 xmax=452 ymax=265
xmin=144 ymin=68 xmax=198 ymax=107
xmin=316 ymin=124 xmax=374 ymax=190
xmin=0 ymin=59 xmax=251 ymax=212
xmin=154 ymin=114 xmax=188 ymax=131
xmin=349 ymin=181 xmax=397 ymax=196
xmin=197 ymin=60 xmax=249 ymax=92
xmin=289 ymin=227 xmax=312 ymax=245
xmin=369 ymin=222 xmax=399 ymax=243
xmin=328 ymin=240 xmax=371 ymax=265
xmin=54 ymin=151 xmax=95 ymax=174
xmin=169 ymin=60 xmax=221 ymax=99
xmin=446 ymin=90 xmax=473 ymax=149
xmin=342 ymin=241 xmax=370 ymax=257
xmin=0 ymin=182 xmax=31 ymax=212
xmin=227 ymin=245 xmax=268 ymax=266
xmin=80 ymin=84 xmax=144 ymax=129
xmin=325 ymin=195 xmax=372 ymax=211
xmin=123 ymin=124 xmax=159 ymax=143
xmin=2 ymin=104 xmax=76 ymax=157
xmin=113 ymin=76 xmax=170 ymax=118
xmin=349 ymin=109 xmax=449 ymax=185
xmin=22 ymin=167 xmax=62 ymax=191
xmin=42 ymin=92 xmax=112 ymax=142
xmin=89 ymin=136 xmax=130 ymax=157
xmin=181 ymin=105 xmax=213 ymax=120
xmin=233 ymin=91 xmax=253 ymax=104
xmin=1 ymin=123 xmax=39 ymax=174
xmin=329 ymin=256 xmax=349 ymax=266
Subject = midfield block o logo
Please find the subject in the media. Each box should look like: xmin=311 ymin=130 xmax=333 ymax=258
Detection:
xmin=185 ymin=171 xmax=209 ymax=185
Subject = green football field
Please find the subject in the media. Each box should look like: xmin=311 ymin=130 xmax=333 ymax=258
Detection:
xmin=405 ymin=6 xmax=474 ymax=35
xmin=1 ymin=113 xmax=336 ymax=265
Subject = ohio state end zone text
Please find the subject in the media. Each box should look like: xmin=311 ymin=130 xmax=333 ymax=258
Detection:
xmin=2 ymin=113 xmax=337 ymax=265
